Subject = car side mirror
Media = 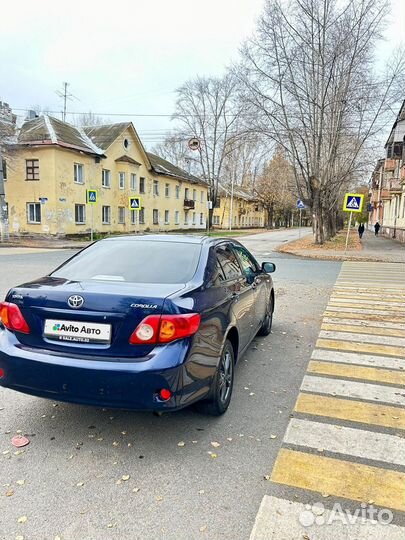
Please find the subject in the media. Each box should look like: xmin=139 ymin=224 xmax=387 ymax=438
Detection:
xmin=262 ymin=262 xmax=276 ymax=273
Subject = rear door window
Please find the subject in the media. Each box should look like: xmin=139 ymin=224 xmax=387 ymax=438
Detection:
xmin=216 ymin=244 xmax=242 ymax=281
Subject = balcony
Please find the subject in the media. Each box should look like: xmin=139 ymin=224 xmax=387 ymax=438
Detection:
xmin=384 ymin=159 xmax=396 ymax=172
xmin=184 ymin=199 xmax=195 ymax=210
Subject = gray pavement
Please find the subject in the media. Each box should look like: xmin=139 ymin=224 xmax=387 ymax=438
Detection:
xmin=0 ymin=229 xmax=341 ymax=540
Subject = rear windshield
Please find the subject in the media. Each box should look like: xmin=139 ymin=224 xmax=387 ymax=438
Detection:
xmin=51 ymin=240 xmax=201 ymax=284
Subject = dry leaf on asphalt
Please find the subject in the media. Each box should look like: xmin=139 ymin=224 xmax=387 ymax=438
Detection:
xmin=121 ymin=475 xmax=130 ymax=481
xmin=76 ymin=482 xmax=85 ymax=487
xmin=177 ymin=441 xmax=185 ymax=447
xmin=11 ymin=436 xmax=30 ymax=448
xmin=16 ymin=480 xmax=25 ymax=486
xmin=132 ymin=487 xmax=140 ymax=493
xmin=270 ymin=435 xmax=277 ymax=439
xmin=210 ymin=442 xmax=220 ymax=448
xmin=155 ymin=495 xmax=164 ymax=501
xmin=6 ymin=490 xmax=14 ymax=497
xmin=199 ymin=525 xmax=207 ymax=532
xmin=17 ymin=516 xmax=27 ymax=523
xmin=264 ymin=475 xmax=271 ymax=481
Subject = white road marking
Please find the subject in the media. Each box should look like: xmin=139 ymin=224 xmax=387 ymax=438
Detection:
xmin=322 ymin=317 xmax=405 ymax=330
xmin=325 ymin=306 xmax=404 ymax=316
xmin=301 ymin=375 xmax=405 ymax=406
xmin=329 ymin=297 xmax=405 ymax=307
xmin=311 ymin=349 xmax=405 ymax=370
xmin=250 ymin=495 xmax=405 ymax=540
xmin=318 ymin=330 xmax=405 ymax=347
xmin=285 ymin=418 xmax=405 ymax=466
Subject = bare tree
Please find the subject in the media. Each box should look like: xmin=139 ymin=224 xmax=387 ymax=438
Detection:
xmin=151 ymin=134 xmax=200 ymax=174
xmin=172 ymin=74 xmax=243 ymax=224
xmin=255 ymin=149 xmax=296 ymax=227
xmin=73 ymin=111 xmax=107 ymax=127
xmin=238 ymin=0 xmax=405 ymax=243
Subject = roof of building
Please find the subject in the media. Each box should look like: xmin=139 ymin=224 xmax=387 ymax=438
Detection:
xmin=385 ymin=99 xmax=405 ymax=147
xmin=147 ymin=152 xmax=207 ymax=186
xmin=16 ymin=115 xmax=105 ymax=156
xmin=10 ymin=115 xmax=207 ymax=186
xmin=83 ymin=123 xmax=130 ymax=151
xmin=217 ymin=183 xmax=257 ymax=201
xmin=115 ymin=155 xmax=142 ymax=166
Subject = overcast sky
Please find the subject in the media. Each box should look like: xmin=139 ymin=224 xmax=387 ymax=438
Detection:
xmin=1 ymin=0 xmax=404 ymax=148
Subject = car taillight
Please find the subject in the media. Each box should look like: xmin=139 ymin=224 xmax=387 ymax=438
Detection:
xmin=0 ymin=302 xmax=31 ymax=334
xmin=129 ymin=313 xmax=200 ymax=345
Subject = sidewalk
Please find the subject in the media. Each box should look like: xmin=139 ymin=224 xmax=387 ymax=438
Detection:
xmin=278 ymin=229 xmax=405 ymax=263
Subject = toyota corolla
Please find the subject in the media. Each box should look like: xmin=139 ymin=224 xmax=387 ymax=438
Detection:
xmin=0 ymin=235 xmax=275 ymax=415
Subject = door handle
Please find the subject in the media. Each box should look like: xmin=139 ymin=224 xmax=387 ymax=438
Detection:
xmin=231 ymin=292 xmax=239 ymax=302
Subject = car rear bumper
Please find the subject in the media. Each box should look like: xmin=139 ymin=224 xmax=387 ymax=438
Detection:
xmin=0 ymin=329 xmax=210 ymax=410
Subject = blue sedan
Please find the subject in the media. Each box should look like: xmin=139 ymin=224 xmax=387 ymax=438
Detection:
xmin=0 ymin=235 xmax=275 ymax=415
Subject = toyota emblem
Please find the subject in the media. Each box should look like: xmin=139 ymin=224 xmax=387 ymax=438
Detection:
xmin=67 ymin=295 xmax=84 ymax=309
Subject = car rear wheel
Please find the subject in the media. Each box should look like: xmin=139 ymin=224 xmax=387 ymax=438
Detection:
xmin=196 ymin=339 xmax=234 ymax=416
xmin=257 ymin=294 xmax=274 ymax=336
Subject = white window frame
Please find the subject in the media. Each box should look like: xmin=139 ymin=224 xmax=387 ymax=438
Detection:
xmin=213 ymin=215 xmax=220 ymax=225
xmin=184 ymin=212 xmax=189 ymax=225
xmin=185 ymin=187 xmax=190 ymax=199
xmin=75 ymin=204 xmax=86 ymax=224
xmin=131 ymin=210 xmax=137 ymax=225
xmin=153 ymin=209 xmax=159 ymax=225
xmin=139 ymin=208 xmax=145 ymax=224
xmin=27 ymin=202 xmax=41 ymax=223
xmin=102 ymin=169 xmax=111 ymax=188
xmin=130 ymin=173 xmax=137 ymax=191
xmin=200 ymin=191 xmax=204 ymax=203
xmin=153 ymin=180 xmax=159 ymax=196
xmin=193 ymin=189 xmax=197 ymax=201
xmin=139 ymin=177 xmax=146 ymax=194
xmin=74 ymin=163 xmax=84 ymax=184
xmin=192 ymin=212 xmax=196 ymax=225
xmin=175 ymin=211 xmax=179 ymax=225
xmin=200 ymin=213 xmax=204 ymax=225
xmin=175 ymin=185 xmax=180 ymax=199
xmin=102 ymin=205 xmax=111 ymax=224
xmin=164 ymin=210 xmax=169 ymax=224
xmin=119 ymin=172 xmax=125 ymax=190
xmin=118 ymin=206 xmax=125 ymax=224
xmin=165 ymin=183 xmax=170 ymax=197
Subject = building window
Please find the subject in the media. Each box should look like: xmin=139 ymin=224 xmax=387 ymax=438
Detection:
xmin=214 ymin=197 xmax=221 ymax=208
xmin=130 ymin=173 xmax=137 ymax=191
xmin=119 ymin=172 xmax=125 ymax=189
xmin=139 ymin=208 xmax=145 ymax=224
xmin=164 ymin=210 xmax=170 ymax=224
xmin=200 ymin=213 xmax=204 ymax=225
xmin=153 ymin=209 xmax=159 ymax=225
xmin=185 ymin=187 xmax=190 ymax=199
xmin=200 ymin=191 xmax=204 ymax=203
xmin=213 ymin=215 xmax=220 ymax=225
xmin=192 ymin=212 xmax=196 ymax=225
xmin=131 ymin=210 xmax=137 ymax=225
xmin=193 ymin=189 xmax=197 ymax=201
xmin=75 ymin=204 xmax=85 ymax=224
xmin=184 ymin=212 xmax=189 ymax=225
xmin=74 ymin=163 xmax=84 ymax=184
xmin=153 ymin=180 xmax=159 ymax=196
xmin=165 ymin=183 xmax=170 ymax=197
xmin=102 ymin=169 xmax=111 ymax=188
xmin=26 ymin=159 xmax=39 ymax=180
xmin=139 ymin=177 xmax=146 ymax=193
xmin=175 ymin=185 xmax=180 ymax=199
xmin=118 ymin=206 xmax=125 ymax=224
xmin=102 ymin=205 xmax=111 ymax=224
xmin=27 ymin=202 xmax=41 ymax=223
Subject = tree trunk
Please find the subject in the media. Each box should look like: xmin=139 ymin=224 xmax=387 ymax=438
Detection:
xmin=266 ymin=203 xmax=274 ymax=229
xmin=312 ymin=188 xmax=324 ymax=244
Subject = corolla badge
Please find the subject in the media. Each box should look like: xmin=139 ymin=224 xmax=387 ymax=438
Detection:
xmin=67 ymin=295 xmax=84 ymax=309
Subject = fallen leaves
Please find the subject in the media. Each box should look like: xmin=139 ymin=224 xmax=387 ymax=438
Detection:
xmin=121 ymin=475 xmax=130 ymax=481
xmin=177 ymin=441 xmax=185 ymax=447
xmin=76 ymin=481 xmax=85 ymax=487
xmin=210 ymin=441 xmax=220 ymax=448
xmin=270 ymin=434 xmax=277 ymax=439
xmin=199 ymin=525 xmax=207 ymax=532
xmin=17 ymin=516 xmax=27 ymax=524
xmin=16 ymin=480 xmax=25 ymax=486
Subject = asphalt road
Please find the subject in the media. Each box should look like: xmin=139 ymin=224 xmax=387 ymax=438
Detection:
xmin=0 ymin=229 xmax=342 ymax=540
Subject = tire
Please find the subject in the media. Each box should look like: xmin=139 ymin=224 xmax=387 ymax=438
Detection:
xmin=196 ymin=339 xmax=235 ymax=416
xmin=257 ymin=293 xmax=274 ymax=336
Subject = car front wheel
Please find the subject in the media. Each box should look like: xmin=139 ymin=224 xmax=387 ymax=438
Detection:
xmin=257 ymin=293 xmax=274 ymax=336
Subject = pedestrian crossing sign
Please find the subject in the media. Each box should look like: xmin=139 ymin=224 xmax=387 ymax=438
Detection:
xmin=129 ymin=197 xmax=141 ymax=211
xmin=343 ymin=193 xmax=364 ymax=213
xmin=86 ymin=190 xmax=97 ymax=204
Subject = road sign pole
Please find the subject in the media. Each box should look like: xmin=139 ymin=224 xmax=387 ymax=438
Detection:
xmin=91 ymin=204 xmax=94 ymax=242
xmin=298 ymin=208 xmax=302 ymax=238
xmin=344 ymin=211 xmax=353 ymax=254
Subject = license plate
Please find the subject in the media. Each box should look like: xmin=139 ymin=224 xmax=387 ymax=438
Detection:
xmin=44 ymin=319 xmax=111 ymax=344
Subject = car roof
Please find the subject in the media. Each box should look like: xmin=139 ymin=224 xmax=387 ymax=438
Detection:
xmin=102 ymin=234 xmax=240 ymax=246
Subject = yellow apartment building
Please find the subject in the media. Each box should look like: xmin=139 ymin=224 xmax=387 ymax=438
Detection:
xmin=3 ymin=116 xmax=208 ymax=236
xmin=212 ymin=185 xmax=266 ymax=229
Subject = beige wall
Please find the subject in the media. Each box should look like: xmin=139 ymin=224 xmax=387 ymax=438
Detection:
xmin=5 ymin=127 xmax=208 ymax=235
xmin=212 ymin=194 xmax=266 ymax=229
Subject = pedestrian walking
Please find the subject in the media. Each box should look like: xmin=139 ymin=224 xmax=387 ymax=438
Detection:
xmin=358 ymin=223 xmax=365 ymax=239
xmin=374 ymin=221 xmax=381 ymax=236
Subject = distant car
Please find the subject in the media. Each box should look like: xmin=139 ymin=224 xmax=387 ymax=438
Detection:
xmin=0 ymin=235 xmax=275 ymax=415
